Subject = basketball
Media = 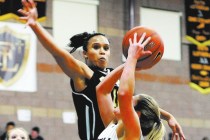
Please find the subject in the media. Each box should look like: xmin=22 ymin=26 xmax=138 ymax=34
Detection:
xmin=122 ymin=26 xmax=164 ymax=70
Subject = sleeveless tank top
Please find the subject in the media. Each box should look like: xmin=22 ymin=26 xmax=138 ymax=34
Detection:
xmin=70 ymin=67 xmax=119 ymax=140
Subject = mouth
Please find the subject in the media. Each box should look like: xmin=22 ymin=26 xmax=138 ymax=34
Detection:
xmin=99 ymin=57 xmax=106 ymax=62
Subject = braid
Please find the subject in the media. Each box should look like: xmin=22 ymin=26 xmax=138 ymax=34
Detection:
xmin=67 ymin=32 xmax=105 ymax=53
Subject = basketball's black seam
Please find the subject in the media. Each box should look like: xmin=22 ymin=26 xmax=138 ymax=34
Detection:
xmin=154 ymin=52 xmax=162 ymax=60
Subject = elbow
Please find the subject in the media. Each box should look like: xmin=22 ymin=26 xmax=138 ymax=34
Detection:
xmin=118 ymin=90 xmax=133 ymax=106
xmin=118 ymin=85 xmax=133 ymax=100
xmin=118 ymin=84 xmax=131 ymax=96
xmin=118 ymin=90 xmax=131 ymax=100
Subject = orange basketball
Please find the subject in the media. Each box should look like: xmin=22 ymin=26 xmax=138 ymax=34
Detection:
xmin=122 ymin=26 xmax=164 ymax=70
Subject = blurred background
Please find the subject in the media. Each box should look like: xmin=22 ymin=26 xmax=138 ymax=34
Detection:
xmin=0 ymin=0 xmax=210 ymax=139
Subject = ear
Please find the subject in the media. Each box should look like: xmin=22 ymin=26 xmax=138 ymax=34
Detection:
xmin=83 ymin=51 xmax=88 ymax=59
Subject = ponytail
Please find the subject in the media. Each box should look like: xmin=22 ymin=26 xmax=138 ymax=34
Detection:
xmin=146 ymin=121 xmax=165 ymax=140
xmin=134 ymin=94 xmax=165 ymax=140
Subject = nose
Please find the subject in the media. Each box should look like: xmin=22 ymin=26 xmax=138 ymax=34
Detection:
xmin=16 ymin=136 xmax=21 ymax=140
xmin=99 ymin=48 xmax=105 ymax=54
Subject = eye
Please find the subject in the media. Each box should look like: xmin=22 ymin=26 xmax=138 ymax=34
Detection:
xmin=103 ymin=45 xmax=110 ymax=51
xmin=93 ymin=44 xmax=100 ymax=49
xmin=21 ymin=137 xmax=25 ymax=139
xmin=12 ymin=135 xmax=17 ymax=139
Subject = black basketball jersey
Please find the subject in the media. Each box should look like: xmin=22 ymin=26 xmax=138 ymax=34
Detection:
xmin=70 ymin=67 xmax=119 ymax=140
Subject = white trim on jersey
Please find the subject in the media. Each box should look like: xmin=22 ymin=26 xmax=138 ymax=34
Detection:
xmin=86 ymin=105 xmax=90 ymax=140
xmin=98 ymin=68 xmax=111 ymax=75
xmin=73 ymin=91 xmax=96 ymax=139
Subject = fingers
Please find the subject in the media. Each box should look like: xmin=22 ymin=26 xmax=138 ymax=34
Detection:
xmin=19 ymin=17 xmax=28 ymax=20
xmin=22 ymin=0 xmax=34 ymax=11
xmin=178 ymin=129 xmax=186 ymax=140
xmin=129 ymin=38 xmax=133 ymax=46
xmin=22 ymin=0 xmax=29 ymax=11
xmin=171 ymin=132 xmax=186 ymax=140
xmin=133 ymin=33 xmax=137 ymax=43
xmin=131 ymin=32 xmax=151 ymax=46
xmin=129 ymin=32 xmax=151 ymax=50
xmin=28 ymin=0 xmax=36 ymax=8
xmin=137 ymin=32 xmax=151 ymax=48
xmin=171 ymin=133 xmax=178 ymax=140
xmin=17 ymin=9 xmax=28 ymax=16
xmin=142 ymin=36 xmax=151 ymax=47
xmin=175 ymin=133 xmax=179 ymax=140
xmin=172 ymin=133 xmax=175 ymax=140
xmin=171 ymin=127 xmax=177 ymax=140
xmin=138 ymin=32 xmax=146 ymax=44
xmin=175 ymin=125 xmax=186 ymax=140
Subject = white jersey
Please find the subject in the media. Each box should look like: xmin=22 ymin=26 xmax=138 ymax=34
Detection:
xmin=97 ymin=123 xmax=118 ymax=140
xmin=97 ymin=123 xmax=144 ymax=140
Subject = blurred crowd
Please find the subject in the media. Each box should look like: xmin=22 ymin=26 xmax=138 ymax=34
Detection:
xmin=0 ymin=121 xmax=44 ymax=140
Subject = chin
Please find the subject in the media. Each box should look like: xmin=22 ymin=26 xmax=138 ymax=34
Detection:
xmin=100 ymin=64 xmax=107 ymax=69
xmin=97 ymin=66 xmax=105 ymax=70
xmin=96 ymin=63 xmax=106 ymax=69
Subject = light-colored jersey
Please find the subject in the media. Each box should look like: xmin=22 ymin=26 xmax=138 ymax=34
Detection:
xmin=97 ymin=123 xmax=145 ymax=140
xmin=97 ymin=123 xmax=118 ymax=140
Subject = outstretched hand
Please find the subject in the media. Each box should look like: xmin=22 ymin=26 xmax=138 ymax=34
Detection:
xmin=168 ymin=116 xmax=186 ymax=140
xmin=128 ymin=32 xmax=152 ymax=60
xmin=18 ymin=0 xmax=38 ymax=26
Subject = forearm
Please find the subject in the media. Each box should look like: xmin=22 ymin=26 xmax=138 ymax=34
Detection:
xmin=97 ymin=64 xmax=124 ymax=94
xmin=30 ymin=22 xmax=89 ymax=78
xmin=30 ymin=22 xmax=64 ymax=56
xmin=119 ymin=56 xmax=137 ymax=97
xmin=160 ymin=108 xmax=173 ymax=120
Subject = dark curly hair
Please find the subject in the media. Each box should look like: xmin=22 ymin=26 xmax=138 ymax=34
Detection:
xmin=67 ymin=32 xmax=105 ymax=53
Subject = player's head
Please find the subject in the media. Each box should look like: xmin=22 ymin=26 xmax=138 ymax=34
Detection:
xmin=68 ymin=32 xmax=110 ymax=69
xmin=134 ymin=94 xmax=165 ymax=139
xmin=7 ymin=127 xmax=29 ymax=140
xmin=5 ymin=121 xmax=15 ymax=132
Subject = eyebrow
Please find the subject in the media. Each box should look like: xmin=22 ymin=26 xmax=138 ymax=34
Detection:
xmin=92 ymin=43 xmax=109 ymax=46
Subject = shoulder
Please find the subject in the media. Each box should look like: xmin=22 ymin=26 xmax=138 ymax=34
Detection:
xmin=38 ymin=136 xmax=44 ymax=140
xmin=0 ymin=133 xmax=6 ymax=138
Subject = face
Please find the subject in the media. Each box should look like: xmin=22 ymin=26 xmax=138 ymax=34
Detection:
xmin=84 ymin=35 xmax=110 ymax=69
xmin=7 ymin=125 xmax=15 ymax=132
xmin=30 ymin=130 xmax=38 ymax=139
xmin=8 ymin=128 xmax=28 ymax=140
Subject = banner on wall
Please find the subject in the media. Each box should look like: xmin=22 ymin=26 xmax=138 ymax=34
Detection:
xmin=185 ymin=0 xmax=210 ymax=94
xmin=0 ymin=0 xmax=46 ymax=22
xmin=0 ymin=22 xmax=37 ymax=92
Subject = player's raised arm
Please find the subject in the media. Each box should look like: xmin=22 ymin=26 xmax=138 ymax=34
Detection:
xmin=18 ymin=0 xmax=91 ymax=79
